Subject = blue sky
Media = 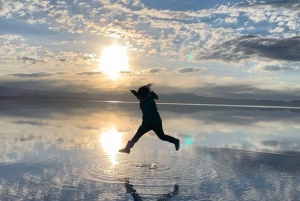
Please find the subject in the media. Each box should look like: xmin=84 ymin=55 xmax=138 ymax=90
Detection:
xmin=0 ymin=0 xmax=300 ymax=100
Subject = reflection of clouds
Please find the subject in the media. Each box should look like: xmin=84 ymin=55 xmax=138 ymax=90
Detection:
xmin=194 ymin=147 xmax=300 ymax=200
xmin=1 ymin=102 xmax=300 ymax=164
xmin=247 ymin=138 xmax=300 ymax=153
xmin=0 ymin=146 xmax=299 ymax=200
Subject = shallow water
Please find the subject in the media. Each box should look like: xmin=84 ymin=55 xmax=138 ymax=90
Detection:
xmin=0 ymin=100 xmax=300 ymax=200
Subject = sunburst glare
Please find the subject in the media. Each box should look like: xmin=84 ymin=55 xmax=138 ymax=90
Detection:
xmin=99 ymin=44 xmax=129 ymax=79
xmin=99 ymin=127 xmax=122 ymax=165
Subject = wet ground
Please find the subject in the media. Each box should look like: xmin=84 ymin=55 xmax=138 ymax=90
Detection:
xmin=0 ymin=100 xmax=300 ymax=200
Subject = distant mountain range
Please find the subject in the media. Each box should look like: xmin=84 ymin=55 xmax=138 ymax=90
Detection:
xmin=1 ymin=86 xmax=300 ymax=107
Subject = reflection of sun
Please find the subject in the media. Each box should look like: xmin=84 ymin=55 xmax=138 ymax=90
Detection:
xmin=99 ymin=44 xmax=129 ymax=79
xmin=99 ymin=127 xmax=122 ymax=165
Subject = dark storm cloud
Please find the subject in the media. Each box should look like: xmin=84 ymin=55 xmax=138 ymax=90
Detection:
xmin=196 ymin=35 xmax=300 ymax=62
xmin=8 ymin=72 xmax=64 ymax=78
xmin=76 ymin=71 xmax=102 ymax=75
xmin=175 ymin=67 xmax=207 ymax=74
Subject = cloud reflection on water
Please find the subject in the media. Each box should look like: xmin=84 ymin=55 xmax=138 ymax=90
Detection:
xmin=0 ymin=101 xmax=300 ymax=200
xmin=1 ymin=101 xmax=300 ymax=164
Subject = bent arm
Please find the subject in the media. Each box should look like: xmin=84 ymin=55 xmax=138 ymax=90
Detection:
xmin=130 ymin=90 xmax=140 ymax=101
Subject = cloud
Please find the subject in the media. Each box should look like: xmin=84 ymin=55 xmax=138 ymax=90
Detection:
xmin=76 ymin=71 xmax=102 ymax=75
xmin=18 ymin=56 xmax=44 ymax=64
xmin=12 ymin=120 xmax=49 ymax=127
xmin=76 ymin=126 xmax=100 ymax=130
xmin=141 ymin=67 xmax=165 ymax=74
xmin=0 ymin=56 xmax=46 ymax=65
xmin=2 ymin=77 xmax=300 ymax=101
xmin=192 ymin=84 xmax=300 ymax=101
xmin=120 ymin=70 xmax=132 ymax=74
xmin=235 ymin=0 xmax=300 ymax=15
xmin=0 ymin=34 xmax=25 ymax=41
xmin=249 ymin=62 xmax=300 ymax=72
xmin=1 ymin=0 xmax=298 ymax=66
xmin=58 ymin=58 xmax=66 ymax=62
xmin=261 ymin=65 xmax=299 ymax=71
xmin=195 ymin=35 xmax=300 ymax=63
xmin=8 ymin=72 xmax=64 ymax=78
xmin=175 ymin=67 xmax=207 ymax=74
xmin=0 ymin=0 xmax=300 ymax=100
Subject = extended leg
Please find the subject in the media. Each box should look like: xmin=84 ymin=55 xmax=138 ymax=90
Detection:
xmin=152 ymin=123 xmax=180 ymax=151
xmin=119 ymin=125 xmax=150 ymax=154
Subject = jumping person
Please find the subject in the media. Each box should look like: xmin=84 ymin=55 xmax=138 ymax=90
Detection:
xmin=119 ymin=84 xmax=180 ymax=154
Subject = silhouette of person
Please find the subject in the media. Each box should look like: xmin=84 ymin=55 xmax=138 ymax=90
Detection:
xmin=157 ymin=184 xmax=179 ymax=201
xmin=124 ymin=178 xmax=179 ymax=201
xmin=124 ymin=178 xmax=143 ymax=201
xmin=119 ymin=84 xmax=180 ymax=154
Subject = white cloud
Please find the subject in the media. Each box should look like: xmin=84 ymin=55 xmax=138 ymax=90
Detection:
xmin=1 ymin=0 xmax=300 ymax=96
xmin=269 ymin=27 xmax=284 ymax=33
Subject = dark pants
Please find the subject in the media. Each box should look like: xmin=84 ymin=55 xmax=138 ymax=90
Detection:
xmin=130 ymin=123 xmax=178 ymax=146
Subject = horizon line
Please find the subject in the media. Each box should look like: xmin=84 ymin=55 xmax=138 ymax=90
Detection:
xmin=7 ymin=98 xmax=300 ymax=110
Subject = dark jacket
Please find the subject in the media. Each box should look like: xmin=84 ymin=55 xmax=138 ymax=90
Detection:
xmin=132 ymin=91 xmax=162 ymax=128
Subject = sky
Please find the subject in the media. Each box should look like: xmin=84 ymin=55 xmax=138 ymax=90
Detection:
xmin=0 ymin=0 xmax=300 ymax=100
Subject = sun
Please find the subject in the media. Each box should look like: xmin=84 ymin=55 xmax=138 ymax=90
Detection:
xmin=99 ymin=44 xmax=129 ymax=79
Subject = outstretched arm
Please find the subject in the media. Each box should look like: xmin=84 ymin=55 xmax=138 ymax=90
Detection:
xmin=130 ymin=90 xmax=140 ymax=101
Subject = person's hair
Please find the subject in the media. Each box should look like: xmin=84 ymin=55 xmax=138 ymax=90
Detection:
xmin=138 ymin=83 xmax=154 ymax=99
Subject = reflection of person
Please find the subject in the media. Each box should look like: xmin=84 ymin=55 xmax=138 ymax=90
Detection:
xmin=124 ymin=177 xmax=179 ymax=201
xmin=119 ymin=84 xmax=180 ymax=154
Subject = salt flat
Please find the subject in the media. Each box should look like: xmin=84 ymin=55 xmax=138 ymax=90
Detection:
xmin=0 ymin=100 xmax=299 ymax=200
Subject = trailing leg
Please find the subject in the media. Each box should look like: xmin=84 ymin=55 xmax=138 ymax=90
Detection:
xmin=152 ymin=123 xmax=180 ymax=151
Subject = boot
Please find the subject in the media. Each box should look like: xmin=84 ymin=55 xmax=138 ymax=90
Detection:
xmin=119 ymin=141 xmax=134 ymax=154
xmin=174 ymin=139 xmax=180 ymax=151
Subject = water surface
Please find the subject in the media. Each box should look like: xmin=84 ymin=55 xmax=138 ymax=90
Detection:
xmin=0 ymin=100 xmax=300 ymax=200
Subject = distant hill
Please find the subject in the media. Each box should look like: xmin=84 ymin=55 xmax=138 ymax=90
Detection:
xmin=1 ymin=86 xmax=300 ymax=107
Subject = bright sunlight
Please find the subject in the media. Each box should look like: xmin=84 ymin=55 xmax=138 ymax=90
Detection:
xmin=99 ymin=44 xmax=129 ymax=79
xmin=99 ymin=127 xmax=122 ymax=165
